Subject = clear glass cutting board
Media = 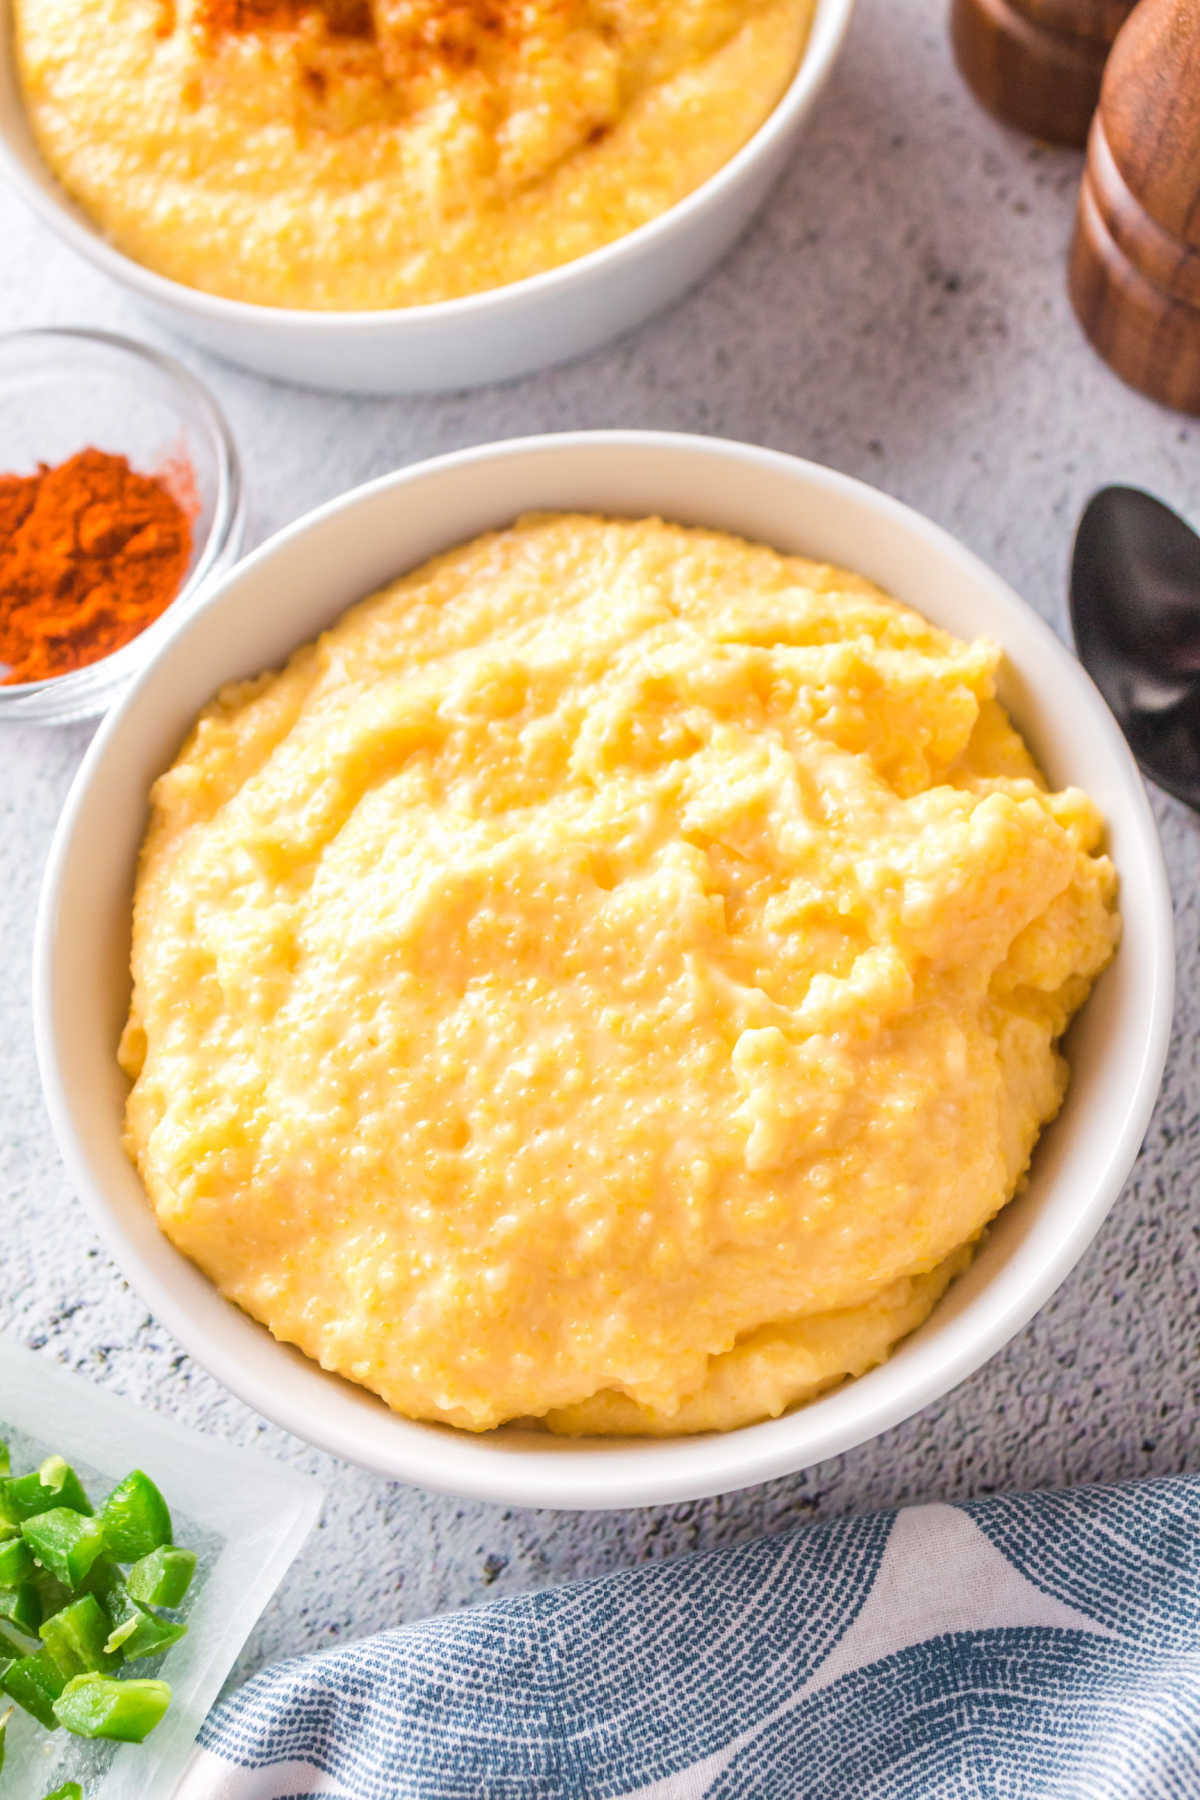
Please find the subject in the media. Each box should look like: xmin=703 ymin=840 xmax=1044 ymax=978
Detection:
xmin=0 ymin=1335 xmax=322 ymax=1799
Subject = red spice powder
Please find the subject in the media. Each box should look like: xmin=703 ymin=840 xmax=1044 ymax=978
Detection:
xmin=0 ymin=448 xmax=194 ymax=686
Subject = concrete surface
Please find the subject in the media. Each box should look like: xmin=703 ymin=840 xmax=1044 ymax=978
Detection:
xmin=2 ymin=0 xmax=1198 ymax=1698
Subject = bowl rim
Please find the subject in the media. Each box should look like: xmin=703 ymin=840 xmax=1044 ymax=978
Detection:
xmin=0 ymin=324 xmax=244 ymax=706
xmin=0 ymin=0 xmax=856 ymax=328
xmin=33 ymin=430 xmax=1175 ymax=1509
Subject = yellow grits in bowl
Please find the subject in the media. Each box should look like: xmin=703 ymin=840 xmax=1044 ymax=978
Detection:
xmin=119 ymin=515 xmax=1119 ymax=1436
xmin=13 ymin=0 xmax=815 ymax=310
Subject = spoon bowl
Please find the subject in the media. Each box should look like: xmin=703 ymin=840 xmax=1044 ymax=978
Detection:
xmin=1070 ymin=485 xmax=1200 ymax=811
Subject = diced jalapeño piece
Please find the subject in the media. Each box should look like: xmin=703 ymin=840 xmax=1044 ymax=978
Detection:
xmin=0 ymin=1582 xmax=40 ymax=1638
xmin=35 ymin=1459 xmax=92 ymax=1517
xmin=21 ymin=1509 xmax=107 ymax=1589
xmin=32 ymin=1569 xmax=73 ymax=1627
xmin=2 ymin=1647 xmax=67 ymax=1729
xmin=53 ymin=1672 xmax=171 ymax=1742
xmin=40 ymin=1594 xmax=119 ymax=1677
xmin=126 ymin=1545 xmax=197 ymax=1610
xmin=106 ymin=1602 xmax=187 ymax=1663
xmin=0 ymin=1537 xmax=35 ymax=1586
xmin=81 ymin=1556 xmax=134 ymax=1630
xmin=3 ymin=1460 xmax=91 ymax=1522
xmin=100 ymin=1472 xmax=172 ymax=1561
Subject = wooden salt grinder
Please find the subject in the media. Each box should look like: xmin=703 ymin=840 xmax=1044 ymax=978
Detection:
xmin=951 ymin=0 xmax=1134 ymax=146
xmin=1068 ymin=0 xmax=1200 ymax=414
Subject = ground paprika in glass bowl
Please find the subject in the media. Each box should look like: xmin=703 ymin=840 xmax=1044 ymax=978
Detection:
xmin=0 ymin=327 xmax=243 ymax=723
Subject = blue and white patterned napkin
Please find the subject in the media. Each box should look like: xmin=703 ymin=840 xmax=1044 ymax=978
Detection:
xmin=179 ymin=1474 xmax=1200 ymax=1799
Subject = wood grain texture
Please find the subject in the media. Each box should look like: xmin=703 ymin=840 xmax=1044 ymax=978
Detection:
xmin=1068 ymin=0 xmax=1200 ymax=413
xmin=951 ymin=0 xmax=1134 ymax=145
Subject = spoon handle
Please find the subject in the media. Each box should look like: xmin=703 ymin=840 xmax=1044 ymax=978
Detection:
xmin=1068 ymin=0 xmax=1200 ymax=412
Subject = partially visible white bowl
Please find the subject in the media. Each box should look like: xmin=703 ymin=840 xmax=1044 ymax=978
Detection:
xmin=0 ymin=0 xmax=855 ymax=393
xmin=35 ymin=432 xmax=1173 ymax=1510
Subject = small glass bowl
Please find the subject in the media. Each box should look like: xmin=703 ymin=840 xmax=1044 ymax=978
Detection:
xmin=0 ymin=327 xmax=244 ymax=724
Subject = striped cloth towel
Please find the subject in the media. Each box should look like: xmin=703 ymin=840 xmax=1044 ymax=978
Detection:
xmin=179 ymin=1474 xmax=1200 ymax=1799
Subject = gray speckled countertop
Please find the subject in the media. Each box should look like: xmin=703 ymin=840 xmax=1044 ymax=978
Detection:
xmin=2 ymin=0 xmax=1198 ymax=1699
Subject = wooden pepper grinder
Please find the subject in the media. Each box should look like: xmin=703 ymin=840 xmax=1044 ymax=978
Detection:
xmin=951 ymin=0 xmax=1135 ymax=146
xmin=1068 ymin=0 xmax=1200 ymax=413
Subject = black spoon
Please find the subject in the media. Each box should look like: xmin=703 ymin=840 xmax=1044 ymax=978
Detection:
xmin=1070 ymin=485 xmax=1200 ymax=813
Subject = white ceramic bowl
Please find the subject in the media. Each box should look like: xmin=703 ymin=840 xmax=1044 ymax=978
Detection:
xmin=35 ymin=432 xmax=1173 ymax=1510
xmin=0 ymin=0 xmax=855 ymax=394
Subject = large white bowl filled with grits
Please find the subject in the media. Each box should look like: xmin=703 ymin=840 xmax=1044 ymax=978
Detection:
xmin=0 ymin=0 xmax=855 ymax=393
xmin=35 ymin=433 xmax=1172 ymax=1508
